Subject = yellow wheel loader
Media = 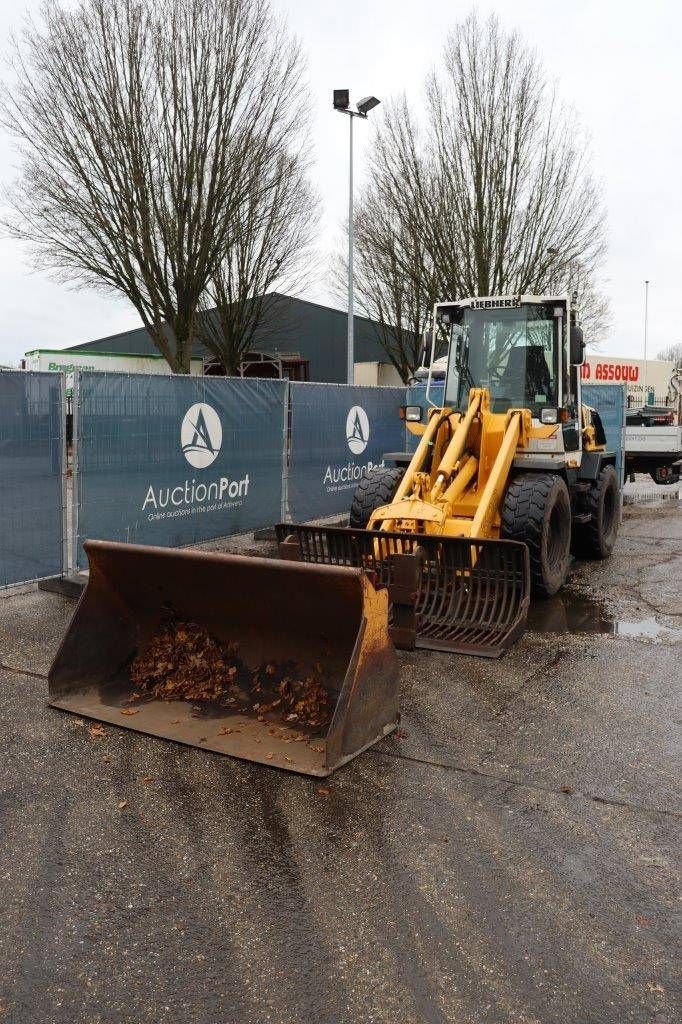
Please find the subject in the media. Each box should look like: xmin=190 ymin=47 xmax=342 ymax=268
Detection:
xmin=278 ymin=294 xmax=620 ymax=655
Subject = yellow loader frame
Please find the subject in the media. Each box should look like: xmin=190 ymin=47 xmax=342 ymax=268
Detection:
xmin=369 ymin=386 xmax=568 ymax=541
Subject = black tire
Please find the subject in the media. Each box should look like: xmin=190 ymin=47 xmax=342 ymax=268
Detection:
xmin=501 ymin=473 xmax=572 ymax=597
xmin=649 ymin=466 xmax=680 ymax=485
xmin=349 ymin=466 xmax=405 ymax=529
xmin=572 ymin=465 xmax=620 ymax=559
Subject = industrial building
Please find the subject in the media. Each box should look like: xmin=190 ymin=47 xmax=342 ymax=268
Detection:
xmin=54 ymin=293 xmax=405 ymax=385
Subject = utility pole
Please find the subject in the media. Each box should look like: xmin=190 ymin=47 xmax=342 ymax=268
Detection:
xmin=347 ymin=111 xmax=354 ymax=386
xmin=333 ymin=90 xmax=381 ymax=384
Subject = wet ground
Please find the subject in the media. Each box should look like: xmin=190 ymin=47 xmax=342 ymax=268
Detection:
xmin=623 ymin=475 xmax=681 ymax=504
xmin=526 ymin=590 xmax=682 ymax=639
xmin=0 ymin=500 xmax=680 ymax=1024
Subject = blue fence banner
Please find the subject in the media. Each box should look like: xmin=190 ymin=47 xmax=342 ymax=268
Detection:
xmin=582 ymin=384 xmax=626 ymax=483
xmin=74 ymin=373 xmax=286 ymax=568
xmin=287 ymin=383 xmax=406 ymax=521
xmin=0 ymin=370 xmax=65 ymax=586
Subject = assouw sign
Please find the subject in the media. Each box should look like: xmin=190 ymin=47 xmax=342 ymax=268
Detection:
xmin=288 ymin=383 xmax=406 ymax=521
xmin=579 ymin=356 xmax=675 ymax=402
xmin=74 ymin=373 xmax=286 ymax=566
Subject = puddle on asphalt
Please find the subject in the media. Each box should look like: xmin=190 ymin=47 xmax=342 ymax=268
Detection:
xmin=613 ymin=617 xmax=675 ymax=639
xmin=527 ymin=591 xmax=682 ymax=640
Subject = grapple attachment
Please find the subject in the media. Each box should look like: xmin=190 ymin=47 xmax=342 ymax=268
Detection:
xmin=48 ymin=540 xmax=399 ymax=776
xmin=275 ymin=525 xmax=530 ymax=658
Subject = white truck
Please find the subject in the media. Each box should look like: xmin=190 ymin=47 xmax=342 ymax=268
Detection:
xmin=623 ymin=366 xmax=682 ymax=485
xmin=625 ymin=408 xmax=682 ymax=486
xmin=23 ymin=348 xmax=204 ymax=394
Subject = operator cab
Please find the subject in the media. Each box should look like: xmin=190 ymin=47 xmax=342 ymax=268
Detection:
xmin=434 ymin=296 xmax=584 ymax=431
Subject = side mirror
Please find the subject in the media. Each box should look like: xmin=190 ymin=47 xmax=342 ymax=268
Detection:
xmin=400 ymin=405 xmax=423 ymax=422
xmin=570 ymin=325 xmax=585 ymax=365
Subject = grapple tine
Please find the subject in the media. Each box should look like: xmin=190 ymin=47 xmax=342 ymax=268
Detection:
xmin=276 ymin=525 xmax=530 ymax=658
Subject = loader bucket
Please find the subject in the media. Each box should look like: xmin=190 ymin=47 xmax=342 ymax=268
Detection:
xmin=275 ymin=525 xmax=530 ymax=658
xmin=48 ymin=540 xmax=399 ymax=777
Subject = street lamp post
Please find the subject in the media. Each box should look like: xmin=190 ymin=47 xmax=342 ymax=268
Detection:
xmin=333 ymin=90 xmax=380 ymax=384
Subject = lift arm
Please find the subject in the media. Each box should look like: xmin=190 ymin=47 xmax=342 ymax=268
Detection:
xmin=470 ymin=411 xmax=522 ymax=539
xmin=430 ymin=390 xmax=483 ymax=500
xmin=391 ymin=407 xmax=448 ymax=504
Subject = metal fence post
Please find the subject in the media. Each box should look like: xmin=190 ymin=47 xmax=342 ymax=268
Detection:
xmin=281 ymin=378 xmax=290 ymax=523
xmin=71 ymin=371 xmax=80 ymax=572
xmin=59 ymin=372 xmax=68 ymax=576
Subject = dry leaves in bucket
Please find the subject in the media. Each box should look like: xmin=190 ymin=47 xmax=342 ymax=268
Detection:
xmin=129 ymin=615 xmax=331 ymax=732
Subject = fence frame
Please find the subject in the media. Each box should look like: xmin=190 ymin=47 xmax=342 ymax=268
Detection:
xmin=283 ymin=379 xmax=407 ymax=524
xmin=0 ymin=367 xmax=637 ymax=588
xmin=59 ymin=371 xmax=69 ymax=576
xmin=71 ymin=369 xmax=290 ymax=569
xmin=280 ymin=378 xmax=290 ymax=523
xmin=582 ymin=383 xmax=627 ymax=486
xmin=0 ymin=367 xmax=68 ymax=589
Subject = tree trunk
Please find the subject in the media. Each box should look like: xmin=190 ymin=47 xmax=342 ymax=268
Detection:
xmin=169 ymin=310 xmax=194 ymax=374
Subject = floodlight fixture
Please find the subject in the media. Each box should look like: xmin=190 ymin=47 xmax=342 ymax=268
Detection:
xmin=356 ymin=95 xmax=381 ymax=116
xmin=333 ymin=89 xmax=350 ymax=110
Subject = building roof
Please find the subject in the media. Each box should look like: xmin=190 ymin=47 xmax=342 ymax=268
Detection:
xmin=64 ymin=292 xmax=401 ymax=383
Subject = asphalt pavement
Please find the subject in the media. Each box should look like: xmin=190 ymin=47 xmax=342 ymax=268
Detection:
xmin=0 ymin=500 xmax=680 ymax=1024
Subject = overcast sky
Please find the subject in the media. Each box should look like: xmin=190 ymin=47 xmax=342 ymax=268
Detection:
xmin=0 ymin=0 xmax=679 ymax=366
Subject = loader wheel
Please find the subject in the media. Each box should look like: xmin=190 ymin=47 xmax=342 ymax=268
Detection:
xmin=572 ymin=465 xmax=620 ymax=560
xmin=501 ymin=473 xmax=571 ymax=598
xmin=349 ymin=466 xmax=405 ymax=529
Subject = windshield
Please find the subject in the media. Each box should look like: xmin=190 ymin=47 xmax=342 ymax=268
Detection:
xmin=444 ymin=303 xmax=561 ymax=414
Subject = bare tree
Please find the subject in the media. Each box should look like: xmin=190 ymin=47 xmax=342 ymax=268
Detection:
xmin=2 ymin=0 xmax=308 ymax=372
xmin=545 ymin=259 xmax=612 ymax=348
xmin=573 ymin=279 xmax=611 ymax=349
xmin=352 ymin=12 xmax=609 ymax=379
xmin=656 ymin=342 xmax=682 ymax=364
xmin=350 ymin=185 xmax=437 ymax=381
xmin=197 ymin=146 xmax=319 ymax=375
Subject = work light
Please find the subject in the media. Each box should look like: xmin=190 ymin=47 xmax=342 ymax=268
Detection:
xmin=356 ymin=95 xmax=380 ymax=115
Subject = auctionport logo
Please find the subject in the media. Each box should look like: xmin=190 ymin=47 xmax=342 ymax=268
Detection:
xmin=322 ymin=404 xmax=380 ymax=492
xmin=142 ymin=401 xmax=249 ymax=519
xmin=346 ymin=405 xmax=369 ymax=454
xmin=181 ymin=403 xmax=222 ymax=469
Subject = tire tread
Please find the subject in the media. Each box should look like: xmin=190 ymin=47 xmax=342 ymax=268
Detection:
xmin=572 ymin=464 xmax=619 ymax=559
xmin=349 ymin=466 xmax=405 ymax=528
xmin=501 ymin=473 xmax=571 ymax=597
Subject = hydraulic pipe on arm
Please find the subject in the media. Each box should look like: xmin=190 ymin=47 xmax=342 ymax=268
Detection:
xmin=430 ymin=390 xmax=482 ymax=501
xmin=390 ymin=409 xmax=447 ymax=505
xmin=442 ymin=454 xmax=479 ymax=505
